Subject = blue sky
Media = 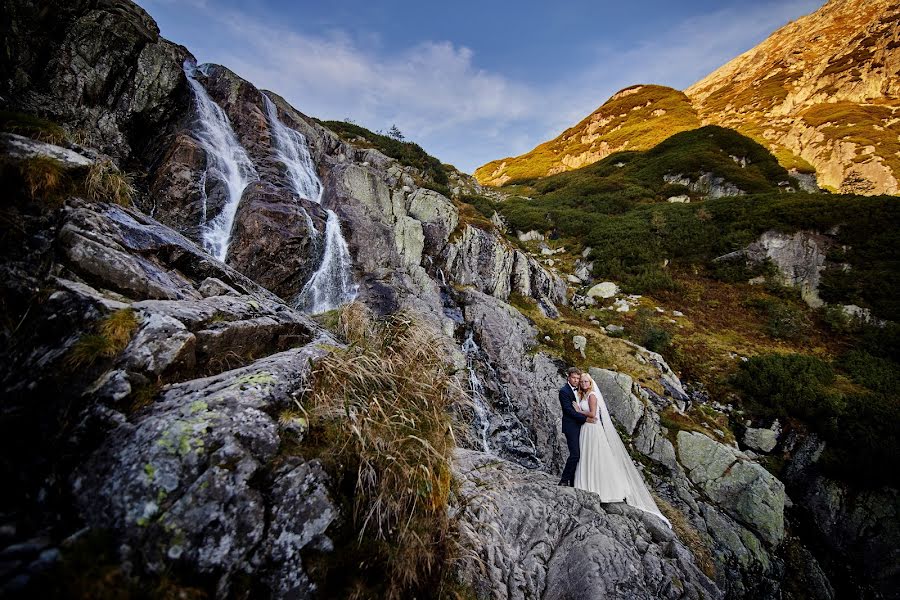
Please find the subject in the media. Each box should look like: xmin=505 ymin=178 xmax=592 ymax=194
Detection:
xmin=142 ymin=0 xmax=823 ymax=173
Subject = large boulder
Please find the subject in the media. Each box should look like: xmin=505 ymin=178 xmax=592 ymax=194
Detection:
xmin=677 ymin=431 xmax=786 ymax=546
xmin=453 ymin=449 xmax=723 ymax=600
xmin=72 ymin=344 xmax=337 ymax=597
xmin=226 ymin=181 xmax=324 ymax=300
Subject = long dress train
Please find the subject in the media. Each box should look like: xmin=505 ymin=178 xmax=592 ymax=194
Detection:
xmin=573 ymin=384 xmax=671 ymax=527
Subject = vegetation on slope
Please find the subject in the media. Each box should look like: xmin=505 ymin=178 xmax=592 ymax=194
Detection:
xmin=469 ymin=125 xmax=899 ymax=488
xmin=298 ymin=303 xmax=465 ymax=599
xmin=474 ymin=85 xmax=701 ymax=185
xmin=321 ymin=119 xmax=450 ymax=187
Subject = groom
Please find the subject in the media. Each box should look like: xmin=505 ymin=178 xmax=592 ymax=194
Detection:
xmin=558 ymin=367 xmax=596 ymax=486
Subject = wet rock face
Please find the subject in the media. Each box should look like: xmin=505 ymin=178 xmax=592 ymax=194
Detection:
xmin=226 ymin=181 xmax=324 ymax=300
xmin=459 ymin=289 xmax=567 ymax=472
xmin=72 ymin=345 xmax=337 ymax=597
xmin=453 ymin=449 xmax=723 ymax=600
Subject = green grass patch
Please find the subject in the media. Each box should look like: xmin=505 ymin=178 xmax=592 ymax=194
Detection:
xmin=0 ymin=109 xmax=69 ymax=144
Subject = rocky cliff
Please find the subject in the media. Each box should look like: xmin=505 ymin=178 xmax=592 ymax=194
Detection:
xmin=0 ymin=1 xmax=893 ymax=599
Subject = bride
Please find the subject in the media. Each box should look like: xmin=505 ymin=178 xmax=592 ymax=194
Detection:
xmin=572 ymin=372 xmax=671 ymax=527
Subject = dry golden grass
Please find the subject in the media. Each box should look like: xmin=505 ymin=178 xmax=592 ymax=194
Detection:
xmin=306 ymin=302 xmax=464 ymax=598
xmin=66 ymin=309 xmax=140 ymax=369
xmin=85 ymin=159 xmax=134 ymax=206
xmin=21 ymin=156 xmax=67 ymax=202
xmin=655 ymin=494 xmax=716 ymax=579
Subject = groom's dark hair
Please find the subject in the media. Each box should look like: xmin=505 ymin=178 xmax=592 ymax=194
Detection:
xmin=566 ymin=367 xmax=582 ymax=376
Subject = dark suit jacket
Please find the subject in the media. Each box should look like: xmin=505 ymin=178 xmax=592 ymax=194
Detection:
xmin=559 ymin=383 xmax=587 ymax=438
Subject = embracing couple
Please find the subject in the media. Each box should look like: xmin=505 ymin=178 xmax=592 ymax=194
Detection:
xmin=558 ymin=367 xmax=671 ymax=527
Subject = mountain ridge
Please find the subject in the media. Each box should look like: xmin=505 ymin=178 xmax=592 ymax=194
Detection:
xmin=475 ymin=0 xmax=900 ymax=194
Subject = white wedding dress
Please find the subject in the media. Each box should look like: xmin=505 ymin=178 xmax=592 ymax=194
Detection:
xmin=573 ymin=384 xmax=671 ymax=528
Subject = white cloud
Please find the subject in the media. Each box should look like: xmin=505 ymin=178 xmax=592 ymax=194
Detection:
xmin=541 ymin=0 xmax=823 ymax=137
xmin=151 ymin=0 xmax=822 ymax=173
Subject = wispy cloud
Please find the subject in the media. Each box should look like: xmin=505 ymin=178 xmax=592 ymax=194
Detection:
xmin=539 ymin=0 xmax=823 ymax=136
xmin=145 ymin=0 xmax=821 ymax=172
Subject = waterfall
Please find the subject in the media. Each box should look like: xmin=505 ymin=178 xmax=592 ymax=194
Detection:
xmin=183 ymin=61 xmax=257 ymax=261
xmin=262 ymin=93 xmax=320 ymax=237
xmin=262 ymin=94 xmax=322 ymax=202
xmin=262 ymin=94 xmax=357 ymax=314
xmin=462 ymin=332 xmax=493 ymax=453
xmin=261 ymin=94 xmax=357 ymax=313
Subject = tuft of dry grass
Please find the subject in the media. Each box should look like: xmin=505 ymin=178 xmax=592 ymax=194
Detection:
xmin=66 ymin=309 xmax=140 ymax=369
xmin=306 ymin=302 xmax=463 ymax=598
xmin=20 ymin=156 xmax=68 ymax=202
xmin=655 ymin=494 xmax=716 ymax=579
xmin=85 ymin=159 xmax=134 ymax=206
xmin=0 ymin=110 xmax=69 ymax=145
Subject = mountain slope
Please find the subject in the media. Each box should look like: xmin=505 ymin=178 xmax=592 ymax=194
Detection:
xmin=686 ymin=0 xmax=900 ymax=194
xmin=474 ymin=85 xmax=700 ymax=186
xmin=476 ymin=0 xmax=900 ymax=195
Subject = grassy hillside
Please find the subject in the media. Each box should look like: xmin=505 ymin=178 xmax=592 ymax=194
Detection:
xmin=321 ymin=120 xmax=450 ymax=188
xmin=468 ymin=124 xmax=900 ymax=486
xmin=474 ymin=85 xmax=701 ymax=186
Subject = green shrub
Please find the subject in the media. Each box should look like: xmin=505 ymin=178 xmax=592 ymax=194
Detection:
xmin=744 ymin=296 xmax=811 ymax=340
xmin=732 ymin=353 xmax=839 ymax=422
xmin=322 ymin=120 xmax=448 ymax=185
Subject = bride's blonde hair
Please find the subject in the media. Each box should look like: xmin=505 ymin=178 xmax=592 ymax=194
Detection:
xmin=577 ymin=372 xmax=594 ymax=397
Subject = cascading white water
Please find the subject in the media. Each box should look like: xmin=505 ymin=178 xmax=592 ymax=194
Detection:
xmin=261 ymin=94 xmax=322 ymax=202
xmin=183 ymin=61 xmax=257 ymax=261
xmin=295 ymin=211 xmax=357 ymax=313
xmin=462 ymin=332 xmax=493 ymax=453
xmin=261 ymin=93 xmax=357 ymax=313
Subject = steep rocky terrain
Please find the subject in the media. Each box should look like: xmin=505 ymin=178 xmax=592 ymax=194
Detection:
xmin=0 ymin=1 xmax=896 ymax=599
xmin=687 ymin=0 xmax=900 ymax=194
xmin=476 ymin=0 xmax=900 ymax=194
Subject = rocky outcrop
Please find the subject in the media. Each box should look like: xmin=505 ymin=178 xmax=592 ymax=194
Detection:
xmin=783 ymin=434 xmax=900 ymax=597
xmin=589 ymin=367 xmax=802 ymax=597
xmin=716 ymin=229 xmax=830 ymax=308
xmin=446 ymin=225 xmax=567 ymax=316
xmin=663 ymin=172 xmax=746 ymax=199
xmin=453 ymin=449 xmax=723 ymax=600
xmin=73 ymin=343 xmax=337 ymax=597
xmin=1 ymin=0 xmax=192 ymax=165
xmin=677 ymin=432 xmax=785 ymax=546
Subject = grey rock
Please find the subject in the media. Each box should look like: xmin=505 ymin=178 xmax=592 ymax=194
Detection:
xmin=0 ymin=133 xmax=93 ymax=168
xmin=72 ymin=342 xmax=336 ymax=595
xmin=590 ymin=368 xmax=644 ymax=434
xmin=743 ymin=426 xmax=779 ymax=454
xmin=572 ymin=334 xmax=587 ymax=358
xmin=587 ymin=281 xmax=619 ymax=299
xmin=453 ymin=449 xmax=723 ymax=600
xmin=676 ymin=432 xmax=785 ymax=546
